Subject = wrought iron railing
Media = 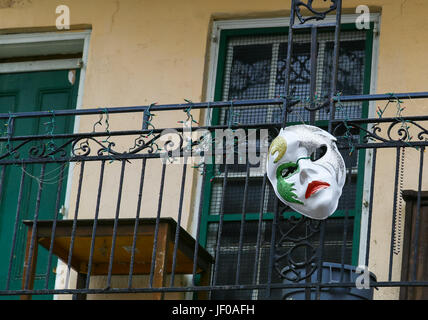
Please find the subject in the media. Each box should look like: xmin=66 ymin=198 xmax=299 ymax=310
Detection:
xmin=0 ymin=92 xmax=428 ymax=299
xmin=0 ymin=0 xmax=428 ymax=300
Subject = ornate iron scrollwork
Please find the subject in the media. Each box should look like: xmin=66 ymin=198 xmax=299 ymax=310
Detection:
xmin=0 ymin=132 xmax=169 ymax=162
xmin=274 ymin=211 xmax=322 ymax=282
xmin=71 ymin=133 xmax=166 ymax=159
xmin=294 ymin=0 xmax=339 ymax=24
xmin=333 ymin=119 xmax=428 ymax=145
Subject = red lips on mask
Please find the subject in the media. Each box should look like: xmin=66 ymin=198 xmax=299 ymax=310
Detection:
xmin=305 ymin=181 xmax=331 ymax=199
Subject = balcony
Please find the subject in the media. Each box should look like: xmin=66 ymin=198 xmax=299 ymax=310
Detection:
xmin=0 ymin=95 xmax=428 ymax=300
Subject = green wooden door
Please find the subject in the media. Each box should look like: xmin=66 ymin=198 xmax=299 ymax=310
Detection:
xmin=0 ymin=69 xmax=80 ymax=299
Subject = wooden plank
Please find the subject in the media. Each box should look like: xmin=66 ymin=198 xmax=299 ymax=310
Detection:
xmin=152 ymin=223 xmax=171 ymax=300
xmin=21 ymin=229 xmax=38 ymax=300
xmin=34 ymin=223 xmax=155 ymax=238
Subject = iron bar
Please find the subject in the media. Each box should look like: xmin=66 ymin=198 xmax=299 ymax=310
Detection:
xmin=128 ymin=158 xmax=147 ymax=289
xmin=4 ymin=280 xmax=428 ymax=297
xmin=365 ymin=148 xmax=377 ymax=267
xmin=212 ymin=102 xmax=235 ymax=289
xmin=309 ymin=25 xmax=318 ymax=125
xmin=333 ymin=115 xmax=428 ymax=124
xmin=265 ymin=196 xmax=279 ymax=299
xmin=106 ymin=160 xmax=127 ymax=288
xmin=44 ymin=163 xmax=66 ymax=289
xmin=212 ymin=162 xmax=229 ymax=286
xmin=23 ymin=164 xmax=46 ymax=290
xmin=253 ymin=173 xmax=267 ymax=286
xmin=5 ymin=165 xmax=26 ymax=290
xmin=169 ymin=160 xmax=188 ymax=287
xmin=128 ymin=109 xmax=151 ymax=288
xmin=411 ymin=146 xmax=425 ymax=281
xmin=304 ymin=220 xmax=311 ymax=300
xmin=192 ymin=165 xmax=207 ymax=288
xmin=318 ymin=1 xmax=342 ymax=294
xmin=86 ymin=160 xmax=106 ymax=289
xmin=0 ymin=121 xmax=288 ymax=143
xmin=314 ymin=220 xmax=326 ymax=300
xmin=332 ymin=92 xmax=428 ymax=102
xmin=1 ymin=139 xmax=428 ymax=168
xmin=235 ymin=161 xmax=250 ymax=285
xmin=281 ymin=0 xmax=296 ymax=127
xmin=65 ymin=161 xmax=85 ymax=290
xmin=0 ymin=99 xmax=285 ymax=120
xmin=149 ymin=162 xmax=167 ymax=288
xmin=327 ymin=0 xmax=342 ymax=133
xmin=339 ymin=165 xmax=352 ymax=283
xmin=2 ymin=91 xmax=428 ymax=121
xmin=2 ymin=115 xmax=428 ymax=146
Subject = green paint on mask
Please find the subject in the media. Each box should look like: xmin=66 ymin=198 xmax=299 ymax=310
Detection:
xmin=276 ymin=162 xmax=304 ymax=205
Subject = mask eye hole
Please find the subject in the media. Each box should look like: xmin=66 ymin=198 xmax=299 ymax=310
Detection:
xmin=310 ymin=145 xmax=327 ymax=162
xmin=281 ymin=164 xmax=298 ymax=179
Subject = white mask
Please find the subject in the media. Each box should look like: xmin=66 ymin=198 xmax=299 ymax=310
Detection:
xmin=266 ymin=125 xmax=346 ymax=220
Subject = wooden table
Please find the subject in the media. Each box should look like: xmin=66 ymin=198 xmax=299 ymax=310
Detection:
xmin=21 ymin=218 xmax=213 ymax=300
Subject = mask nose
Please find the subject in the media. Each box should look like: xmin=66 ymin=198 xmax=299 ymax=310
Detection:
xmin=299 ymin=160 xmax=317 ymax=185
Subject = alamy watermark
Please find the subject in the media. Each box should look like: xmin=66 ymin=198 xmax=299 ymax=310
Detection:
xmin=56 ymin=5 xmax=70 ymax=30
xmin=158 ymin=122 xmax=269 ymax=170
xmin=355 ymin=5 xmax=371 ymax=30
xmin=355 ymin=265 xmax=371 ymax=290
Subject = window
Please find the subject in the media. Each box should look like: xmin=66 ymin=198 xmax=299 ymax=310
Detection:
xmin=201 ymin=23 xmax=374 ymax=300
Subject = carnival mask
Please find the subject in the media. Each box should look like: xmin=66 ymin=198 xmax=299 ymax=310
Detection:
xmin=266 ymin=125 xmax=346 ymax=220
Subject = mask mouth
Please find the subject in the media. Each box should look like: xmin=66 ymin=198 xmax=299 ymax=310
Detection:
xmin=305 ymin=180 xmax=331 ymax=199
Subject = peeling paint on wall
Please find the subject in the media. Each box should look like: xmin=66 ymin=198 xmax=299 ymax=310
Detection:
xmin=0 ymin=0 xmax=32 ymax=9
xmin=110 ymin=0 xmax=120 ymax=32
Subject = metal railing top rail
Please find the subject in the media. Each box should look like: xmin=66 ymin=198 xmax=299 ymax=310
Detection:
xmin=1 ymin=91 xmax=428 ymax=119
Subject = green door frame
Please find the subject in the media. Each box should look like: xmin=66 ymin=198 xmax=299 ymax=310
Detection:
xmin=199 ymin=23 xmax=374 ymax=266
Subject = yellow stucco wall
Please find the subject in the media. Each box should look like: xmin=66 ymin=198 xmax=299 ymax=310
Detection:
xmin=1 ymin=0 xmax=428 ymax=300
